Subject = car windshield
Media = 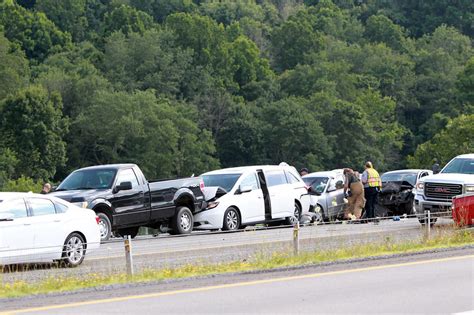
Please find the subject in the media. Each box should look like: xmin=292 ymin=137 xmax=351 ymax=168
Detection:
xmin=303 ymin=177 xmax=329 ymax=194
xmin=381 ymin=172 xmax=417 ymax=186
xmin=57 ymin=169 xmax=117 ymax=190
xmin=202 ymin=174 xmax=242 ymax=192
xmin=441 ymin=158 xmax=474 ymax=174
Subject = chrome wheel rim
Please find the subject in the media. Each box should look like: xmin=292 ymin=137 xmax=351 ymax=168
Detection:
xmin=180 ymin=212 xmax=191 ymax=231
xmin=226 ymin=210 xmax=238 ymax=230
xmin=65 ymin=236 xmax=84 ymax=264
xmin=294 ymin=204 xmax=300 ymax=219
xmin=99 ymin=218 xmax=108 ymax=239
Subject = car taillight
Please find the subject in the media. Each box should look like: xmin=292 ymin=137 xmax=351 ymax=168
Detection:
xmin=95 ymin=216 xmax=100 ymax=225
xmin=200 ymin=180 xmax=205 ymax=192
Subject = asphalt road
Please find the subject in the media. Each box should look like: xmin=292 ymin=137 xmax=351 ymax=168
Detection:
xmin=2 ymin=217 xmax=455 ymax=283
xmin=3 ymin=250 xmax=473 ymax=314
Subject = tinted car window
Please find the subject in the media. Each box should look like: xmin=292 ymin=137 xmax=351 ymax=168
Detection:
xmin=240 ymin=173 xmax=259 ymax=190
xmin=116 ymin=169 xmax=140 ymax=188
xmin=441 ymin=158 xmax=474 ymax=174
xmin=0 ymin=198 xmax=28 ymax=219
xmin=58 ymin=169 xmax=116 ymax=190
xmin=29 ymin=198 xmax=56 ymax=216
xmin=266 ymin=171 xmax=288 ymax=187
xmin=202 ymin=174 xmax=241 ymax=192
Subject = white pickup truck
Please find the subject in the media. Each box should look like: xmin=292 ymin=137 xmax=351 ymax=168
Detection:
xmin=414 ymin=154 xmax=474 ymax=224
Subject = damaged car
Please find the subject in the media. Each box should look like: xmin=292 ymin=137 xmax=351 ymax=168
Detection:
xmin=195 ymin=164 xmax=311 ymax=231
xmin=376 ymin=169 xmax=432 ymax=216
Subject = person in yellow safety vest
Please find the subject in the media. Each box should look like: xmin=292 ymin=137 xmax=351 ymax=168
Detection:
xmin=361 ymin=161 xmax=382 ymax=221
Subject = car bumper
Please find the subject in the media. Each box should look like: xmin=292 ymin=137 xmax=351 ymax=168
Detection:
xmin=194 ymin=208 xmax=224 ymax=230
xmin=414 ymin=194 xmax=452 ymax=216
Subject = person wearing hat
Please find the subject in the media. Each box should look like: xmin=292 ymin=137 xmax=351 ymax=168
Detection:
xmin=361 ymin=161 xmax=382 ymax=220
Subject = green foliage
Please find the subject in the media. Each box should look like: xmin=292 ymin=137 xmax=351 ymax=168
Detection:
xmin=1 ymin=175 xmax=43 ymax=192
xmin=35 ymin=0 xmax=88 ymax=41
xmin=70 ymin=90 xmax=218 ymax=178
xmin=103 ymin=4 xmax=154 ymax=36
xmin=0 ymin=31 xmax=30 ymax=100
xmin=0 ymin=0 xmax=71 ymax=60
xmin=0 ymin=0 xmax=472 ymax=181
xmin=0 ymin=85 xmax=68 ymax=180
xmin=408 ymin=115 xmax=474 ymax=169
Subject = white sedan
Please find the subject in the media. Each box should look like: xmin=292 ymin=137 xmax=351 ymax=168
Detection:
xmin=195 ymin=164 xmax=311 ymax=230
xmin=0 ymin=192 xmax=100 ymax=267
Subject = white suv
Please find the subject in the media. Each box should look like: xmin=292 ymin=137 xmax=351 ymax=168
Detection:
xmin=414 ymin=154 xmax=474 ymax=224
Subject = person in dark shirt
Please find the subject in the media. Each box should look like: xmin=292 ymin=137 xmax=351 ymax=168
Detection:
xmin=40 ymin=183 xmax=51 ymax=194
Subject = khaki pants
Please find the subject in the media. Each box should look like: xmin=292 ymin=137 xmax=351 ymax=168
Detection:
xmin=344 ymin=181 xmax=365 ymax=219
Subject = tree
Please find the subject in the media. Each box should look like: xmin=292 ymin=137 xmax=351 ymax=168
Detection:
xmin=257 ymin=97 xmax=332 ymax=171
xmin=456 ymin=57 xmax=474 ymax=111
xmin=0 ymin=0 xmax=71 ymax=60
xmin=101 ymin=29 xmax=192 ymax=96
xmin=0 ymin=31 xmax=29 ymax=100
xmin=130 ymin=0 xmax=196 ymax=23
xmin=35 ymin=0 xmax=88 ymax=41
xmin=408 ymin=115 xmax=474 ymax=168
xmin=103 ymin=4 xmax=154 ymax=36
xmin=0 ymin=85 xmax=68 ymax=180
xmin=364 ymin=14 xmax=408 ymax=52
xmin=70 ymin=90 xmax=218 ymax=178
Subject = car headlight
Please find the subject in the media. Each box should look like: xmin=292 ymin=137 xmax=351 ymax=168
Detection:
xmin=72 ymin=201 xmax=89 ymax=208
xmin=416 ymin=182 xmax=424 ymax=193
xmin=206 ymin=201 xmax=219 ymax=210
xmin=465 ymin=185 xmax=474 ymax=193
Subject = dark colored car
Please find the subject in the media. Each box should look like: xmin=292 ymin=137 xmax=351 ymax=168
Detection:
xmin=50 ymin=164 xmax=205 ymax=241
xmin=375 ymin=169 xmax=432 ymax=216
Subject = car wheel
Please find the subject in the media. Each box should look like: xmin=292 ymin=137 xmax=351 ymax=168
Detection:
xmin=404 ymin=199 xmax=415 ymax=215
xmin=96 ymin=212 xmax=112 ymax=241
xmin=62 ymin=233 xmax=86 ymax=267
xmin=170 ymin=206 xmax=193 ymax=235
xmin=285 ymin=202 xmax=301 ymax=225
xmin=117 ymin=227 xmax=139 ymax=239
xmin=223 ymin=207 xmax=240 ymax=231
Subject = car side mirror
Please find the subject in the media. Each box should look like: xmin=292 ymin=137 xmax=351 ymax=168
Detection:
xmin=335 ymin=180 xmax=344 ymax=190
xmin=238 ymin=185 xmax=253 ymax=194
xmin=114 ymin=181 xmax=132 ymax=193
xmin=0 ymin=212 xmax=14 ymax=221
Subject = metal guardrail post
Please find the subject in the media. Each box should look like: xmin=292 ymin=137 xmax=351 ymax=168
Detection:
xmin=427 ymin=210 xmax=431 ymax=240
xmin=124 ymin=235 xmax=134 ymax=276
xmin=293 ymin=221 xmax=300 ymax=255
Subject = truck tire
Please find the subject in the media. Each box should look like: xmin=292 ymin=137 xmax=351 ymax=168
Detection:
xmin=170 ymin=206 xmax=193 ymax=235
xmin=97 ymin=212 xmax=112 ymax=241
xmin=116 ymin=227 xmax=139 ymax=239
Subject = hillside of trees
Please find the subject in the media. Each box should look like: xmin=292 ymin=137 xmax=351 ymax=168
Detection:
xmin=0 ymin=0 xmax=473 ymax=189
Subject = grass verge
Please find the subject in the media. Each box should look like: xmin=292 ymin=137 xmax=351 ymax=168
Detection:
xmin=1 ymin=230 xmax=473 ymax=299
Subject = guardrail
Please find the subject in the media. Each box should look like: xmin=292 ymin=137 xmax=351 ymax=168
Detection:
xmin=0 ymin=210 xmax=463 ymax=284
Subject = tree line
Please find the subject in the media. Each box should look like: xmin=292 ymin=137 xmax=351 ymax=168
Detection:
xmin=0 ymin=0 xmax=473 ymax=190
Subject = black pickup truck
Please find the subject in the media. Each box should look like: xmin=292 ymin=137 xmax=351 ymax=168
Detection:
xmin=50 ymin=164 xmax=206 ymax=241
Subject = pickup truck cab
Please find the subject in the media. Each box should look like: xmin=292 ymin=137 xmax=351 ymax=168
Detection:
xmin=414 ymin=154 xmax=474 ymax=224
xmin=50 ymin=164 xmax=205 ymax=241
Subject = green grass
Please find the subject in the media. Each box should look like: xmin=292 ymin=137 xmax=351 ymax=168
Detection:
xmin=1 ymin=230 xmax=473 ymax=299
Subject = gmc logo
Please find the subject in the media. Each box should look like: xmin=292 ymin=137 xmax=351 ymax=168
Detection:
xmin=434 ymin=187 xmax=449 ymax=193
